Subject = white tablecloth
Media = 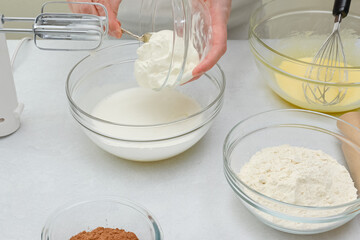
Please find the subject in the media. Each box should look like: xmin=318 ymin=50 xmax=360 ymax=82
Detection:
xmin=1 ymin=40 xmax=359 ymax=240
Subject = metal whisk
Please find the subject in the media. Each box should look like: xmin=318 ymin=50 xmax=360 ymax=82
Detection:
xmin=303 ymin=0 xmax=352 ymax=106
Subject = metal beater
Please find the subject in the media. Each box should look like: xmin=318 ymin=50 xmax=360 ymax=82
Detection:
xmin=0 ymin=1 xmax=109 ymax=137
xmin=0 ymin=1 xmax=109 ymax=51
xmin=303 ymin=0 xmax=352 ymax=106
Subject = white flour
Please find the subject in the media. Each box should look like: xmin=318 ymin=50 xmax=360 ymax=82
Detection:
xmin=238 ymin=145 xmax=358 ymax=230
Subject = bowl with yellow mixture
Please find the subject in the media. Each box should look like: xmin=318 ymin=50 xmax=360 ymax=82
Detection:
xmin=249 ymin=0 xmax=360 ymax=112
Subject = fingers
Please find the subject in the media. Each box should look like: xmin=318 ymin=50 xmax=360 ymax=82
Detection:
xmin=67 ymin=0 xmax=98 ymax=15
xmin=67 ymin=0 xmax=122 ymax=38
xmin=94 ymin=0 xmax=122 ymax=38
xmin=67 ymin=0 xmax=76 ymax=12
xmin=192 ymin=38 xmax=227 ymax=77
xmin=79 ymin=3 xmax=99 ymax=16
xmin=192 ymin=23 xmax=227 ymax=77
xmin=191 ymin=0 xmax=230 ymax=79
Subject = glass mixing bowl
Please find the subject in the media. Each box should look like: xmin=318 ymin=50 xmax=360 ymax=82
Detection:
xmin=249 ymin=0 xmax=360 ymax=112
xmin=41 ymin=197 xmax=163 ymax=240
xmin=118 ymin=0 xmax=212 ymax=89
xmin=224 ymin=109 xmax=360 ymax=234
xmin=66 ymin=43 xmax=225 ymax=161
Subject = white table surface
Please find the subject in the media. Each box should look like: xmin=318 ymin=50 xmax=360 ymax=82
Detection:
xmin=1 ymin=40 xmax=360 ymax=240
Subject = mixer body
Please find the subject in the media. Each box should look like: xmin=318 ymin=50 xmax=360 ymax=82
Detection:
xmin=0 ymin=21 xmax=23 ymax=137
xmin=0 ymin=2 xmax=108 ymax=136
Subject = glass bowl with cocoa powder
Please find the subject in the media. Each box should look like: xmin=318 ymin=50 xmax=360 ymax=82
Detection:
xmin=41 ymin=197 xmax=163 ymax=240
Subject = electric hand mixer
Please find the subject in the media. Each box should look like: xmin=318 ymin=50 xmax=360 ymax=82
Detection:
xmin=0 ymin=1 xmax=109 ymax=137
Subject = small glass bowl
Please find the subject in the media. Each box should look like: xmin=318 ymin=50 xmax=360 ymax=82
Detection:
xmin=223 ymin=109 xmax=360 ymax=234
xmin=119 ymin=0 xmax=212 ymax=89
xmin=41 ymin=197 xmax=163 ymax=240
xmin=249 ymin=0 xmax=360 ymax=112
xmin=66 ymin=43 xmax=225 ymax=161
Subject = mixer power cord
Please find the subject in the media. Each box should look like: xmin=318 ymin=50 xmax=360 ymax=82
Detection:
xmin=10 ymin=37 xmax=32 ymax=69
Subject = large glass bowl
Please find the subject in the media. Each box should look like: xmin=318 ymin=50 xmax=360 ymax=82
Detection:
xmin=249 ymin=0 xmax=360 ymax=112
xmin=224 ymin=109 xmax=360 ymax=234
xmin=66 ymin=43 xmax=225 ymax=161
xmin=41 ymin=197 xmax=163 ymax=240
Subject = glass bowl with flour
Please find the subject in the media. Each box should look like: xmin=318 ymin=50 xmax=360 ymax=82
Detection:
xmin=66 ymin=43 xmax=225 ymax=161
xmin=223 ymin=109 xmax=360 ymax=234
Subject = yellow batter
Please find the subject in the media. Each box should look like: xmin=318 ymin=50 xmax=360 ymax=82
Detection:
xmin=275 ymin=57 xmax=360 ymax=112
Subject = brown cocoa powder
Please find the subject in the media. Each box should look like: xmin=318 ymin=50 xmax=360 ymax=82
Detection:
xmin=70 ymin=227 xmax=139 ymax=240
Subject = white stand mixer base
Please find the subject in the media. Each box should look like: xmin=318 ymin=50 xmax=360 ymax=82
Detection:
xmin=0 ymin=22 xmax=23 ymax=137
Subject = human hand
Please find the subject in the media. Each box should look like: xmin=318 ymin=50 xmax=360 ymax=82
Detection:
xmin=67 ymin=0 xmax=123 ymax=38
xmin=192 ymin=0 xmax=232 ymax=79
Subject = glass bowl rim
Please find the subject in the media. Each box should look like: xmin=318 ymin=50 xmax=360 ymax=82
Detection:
xmin=249 ymin=2 xmax=360 ymax=85
xmin=41 ymin=196 xmax=163 ymax=240
xmin=66 ymin=42 xmax=226 ymax=128
xmin=223 ymin=109 xmax=360 ymax=212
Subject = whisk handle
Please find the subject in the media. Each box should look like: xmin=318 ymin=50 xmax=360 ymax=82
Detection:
xmin=333 ymin=0 xmax=352 ymax=19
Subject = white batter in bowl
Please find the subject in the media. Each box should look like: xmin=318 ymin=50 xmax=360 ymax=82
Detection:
xmin=66 ymin=42 xmax=225 ymax=161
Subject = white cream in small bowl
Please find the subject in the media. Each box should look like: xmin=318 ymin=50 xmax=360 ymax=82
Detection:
xmin=135 ymin=30 xmax=200 ymax=89
xmin=66 ymin=43 xmax=225 ymax=161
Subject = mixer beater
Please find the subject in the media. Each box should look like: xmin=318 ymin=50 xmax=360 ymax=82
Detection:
xmin=0 ymin=1 xmax=108 ymax=51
